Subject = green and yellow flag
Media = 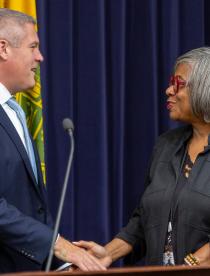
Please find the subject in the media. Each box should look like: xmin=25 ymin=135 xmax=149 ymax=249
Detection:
xmin=0 ymin=0 xmax=46 ymax=183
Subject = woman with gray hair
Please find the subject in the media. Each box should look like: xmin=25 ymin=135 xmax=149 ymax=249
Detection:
xmin=75 ymin=47 xmax=210 ymax=267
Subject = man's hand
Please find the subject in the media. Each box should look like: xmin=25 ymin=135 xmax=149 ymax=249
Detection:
xmin=54 ymin=236 xmax=106 ymax=271
xmin=73 ymin=240 xmax=112 ymax=268
xmin=74 ymin=238 xmax=133 ymax=267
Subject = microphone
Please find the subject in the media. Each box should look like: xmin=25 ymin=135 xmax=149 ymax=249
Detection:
xmin=63 ymin=118 xmax=74 ymax=134
xmin=45 ymin=118 xmax=75 ymax=271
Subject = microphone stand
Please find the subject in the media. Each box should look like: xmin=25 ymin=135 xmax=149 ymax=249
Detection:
xmin=45 ymin=123 xmax=74 ymax=272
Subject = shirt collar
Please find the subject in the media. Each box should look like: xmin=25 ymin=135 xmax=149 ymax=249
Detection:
xmin=0 ymin=83 xmax=13 ymax=105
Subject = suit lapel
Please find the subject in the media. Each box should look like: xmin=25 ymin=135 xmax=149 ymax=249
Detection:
xmin=32 ymin=137 xmax=48 ymax=200
xmin=0 ymin=106 xmax=42 ymax=195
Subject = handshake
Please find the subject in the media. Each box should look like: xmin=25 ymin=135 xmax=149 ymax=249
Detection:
xmin=54 ymin=236 xmax=132 ymax=271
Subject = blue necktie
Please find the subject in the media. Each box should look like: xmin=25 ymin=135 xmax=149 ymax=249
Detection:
xmin=7 ymin=98 xmax=38 ymax=183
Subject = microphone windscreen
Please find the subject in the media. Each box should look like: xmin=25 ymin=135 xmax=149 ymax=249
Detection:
xmin=62 ymin=118 xmax=74 ymax=132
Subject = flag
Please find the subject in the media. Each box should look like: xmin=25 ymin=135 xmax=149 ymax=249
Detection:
xmin=0 ymin=0 xmax=46 ymax=183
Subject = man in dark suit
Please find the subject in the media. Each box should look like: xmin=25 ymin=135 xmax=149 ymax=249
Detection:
xmin=0 ymin=8 xmax=105 ymax=273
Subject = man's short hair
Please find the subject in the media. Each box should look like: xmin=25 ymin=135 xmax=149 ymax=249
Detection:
xmin=0 ymin=8 xmax=36 ymax=47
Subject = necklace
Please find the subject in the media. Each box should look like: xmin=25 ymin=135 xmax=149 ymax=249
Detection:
xmin=183 ymin=154 xmax=193 ymax=178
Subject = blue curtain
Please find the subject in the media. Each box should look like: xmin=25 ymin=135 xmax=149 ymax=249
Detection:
xmin=36 ymin=0 xmax=209 ymax=265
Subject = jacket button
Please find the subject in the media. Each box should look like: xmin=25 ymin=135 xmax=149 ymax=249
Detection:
xmin=38 ymin=206 xmax=44 ymax=214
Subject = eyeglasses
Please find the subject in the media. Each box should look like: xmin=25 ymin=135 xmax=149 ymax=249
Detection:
xmin=169 ymin=75 xmax=187 ymax=94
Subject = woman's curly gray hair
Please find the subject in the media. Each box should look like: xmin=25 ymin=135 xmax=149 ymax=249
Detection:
xmin=175 ymin=47 xmax=210 ymax=122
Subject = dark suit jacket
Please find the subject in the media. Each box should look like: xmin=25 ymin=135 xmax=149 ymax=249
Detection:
xmin=0 ymin=105 xmax=55 ymax=272
xmin=117 ymin=125 xmax=210 ymax=265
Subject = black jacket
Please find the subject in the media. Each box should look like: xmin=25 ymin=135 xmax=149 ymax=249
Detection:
xmin=117 ymin=125 xmax=210 ymax=265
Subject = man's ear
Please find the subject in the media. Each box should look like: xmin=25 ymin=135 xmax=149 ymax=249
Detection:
xmin=0 ymin=39 xmax=9 ymax=60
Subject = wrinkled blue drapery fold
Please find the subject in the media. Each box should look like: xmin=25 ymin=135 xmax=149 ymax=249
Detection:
xmin=36 ymin=0 xmax=209 ymax=265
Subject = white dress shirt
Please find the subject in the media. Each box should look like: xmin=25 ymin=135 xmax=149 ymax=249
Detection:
xmin=0 ymin=82 xmax=27 ymax=149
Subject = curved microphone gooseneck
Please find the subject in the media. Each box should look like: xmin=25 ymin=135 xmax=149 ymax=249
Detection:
xmin=45 ymin=118 xmax=74 ymax=272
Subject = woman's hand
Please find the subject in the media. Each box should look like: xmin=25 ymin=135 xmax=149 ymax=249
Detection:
xmin=193 ymin=242 xmax=210 ymax=265
xmin=73 ymin=241 xmax=112 ymax=268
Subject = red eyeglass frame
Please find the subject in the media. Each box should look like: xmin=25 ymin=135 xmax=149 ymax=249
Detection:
xmin=169 ymin=75 xmax=187 ymax=94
